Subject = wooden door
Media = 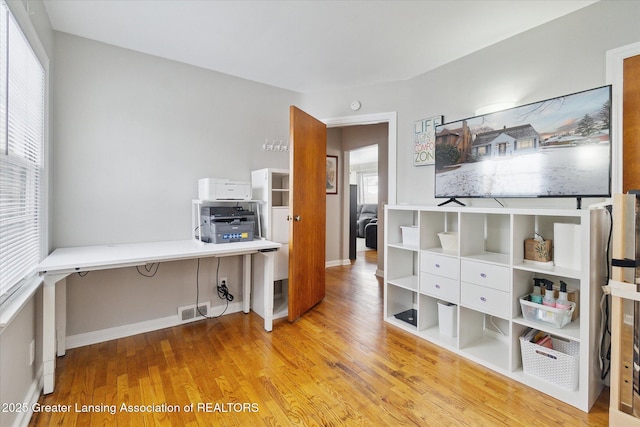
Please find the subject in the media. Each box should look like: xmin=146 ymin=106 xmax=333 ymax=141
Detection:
xmin=288 ymin=106 xmax=327 ymax=322
xmin=623 ymin=54 xmax=640 ymax=192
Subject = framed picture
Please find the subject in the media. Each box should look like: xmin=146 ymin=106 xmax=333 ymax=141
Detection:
xmin=414 ymin=115 xmax=443 ymax=166
xmin=326 ymin=155 xmax=338 ymax=194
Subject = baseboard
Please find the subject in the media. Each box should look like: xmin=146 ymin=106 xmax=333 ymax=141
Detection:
xmin=325 ymin=259 xmax=346 ymax=268
xmin=12 ymin=364 xmax=43 ymax=427
xmin=65 ymin=301 xmax=244 ymax=350
xmin=376 ymin=268 xmax=384 ymax=278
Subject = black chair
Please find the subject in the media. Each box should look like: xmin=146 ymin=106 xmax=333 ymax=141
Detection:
xmin=365 ymin=219 xmax=377 ymax=249
xmin=357 ymin=204 xmax=378 ymax=238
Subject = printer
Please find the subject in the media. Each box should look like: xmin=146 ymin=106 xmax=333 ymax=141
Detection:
xmin=198 ymin=178 xmax=251 ymax=201
xmin=198 ymin=206 xmax=256 ymax=244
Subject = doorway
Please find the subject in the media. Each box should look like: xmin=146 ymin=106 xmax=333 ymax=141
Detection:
xmin=350 ymin=145 xmax=379 ymax=258
xmin=323 ymin=112 xmax=396 ymax=278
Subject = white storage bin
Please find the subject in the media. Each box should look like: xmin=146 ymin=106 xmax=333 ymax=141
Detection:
xmin=437 ymin=301 xmax=457 ymax=337
xmin=400 ymin=225 xmax=419 ymax=247
xmin=520 ymin=295 xmax=575 ymax=329
xmin=437 ymin=231 xmax=458 ymax=253
xmin=520 ymin=334 xmax=579 ymax=391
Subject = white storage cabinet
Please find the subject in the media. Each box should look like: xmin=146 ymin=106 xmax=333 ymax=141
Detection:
xmin=251 ymin=168 xmax=290 ymax=321
xmin=384 ymin=204 xmax=608 ymax=412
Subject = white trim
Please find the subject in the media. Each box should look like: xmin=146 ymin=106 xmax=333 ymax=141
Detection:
xmin=11 ymin=364 xmax=43 ymax=427
xmin=606 ymin=41 xmax=640 ymax=194
xmin=325 ymin=259 xmax=351 ymax=268
xmin=65 ymin=301 xmax=243 ymax=350
xmin=0 ymin=275 xmax=42 ymax=332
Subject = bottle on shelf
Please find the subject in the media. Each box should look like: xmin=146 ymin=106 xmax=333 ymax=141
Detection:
xmin=531 ymin=278 xmax=546 ymax=304
xmin=556 ymin=280 xmax=571 ymax=310
xmin=542 ymin=280 xmax=556 ymax=308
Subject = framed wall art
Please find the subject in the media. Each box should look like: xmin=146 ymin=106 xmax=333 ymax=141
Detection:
xmin=326 ymin=155 xmax=338 ymax=194
xmin=414 ymin=115 xmax=443 ymax=166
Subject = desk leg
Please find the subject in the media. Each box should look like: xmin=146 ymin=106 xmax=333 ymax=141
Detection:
xmin=42 ymin=273 xmax=68 ymax=394
xmin=242 ymin=254 xmax=251 ymax=314
xmin=56 ymin=279 xmax=66 ymax=357
xmin=262 ymin=252 xmax=275 ymax=332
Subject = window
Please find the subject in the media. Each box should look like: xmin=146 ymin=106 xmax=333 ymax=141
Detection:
xmin=0 ymin=1 xmax=46 ymax=305
xmin=356 ymin=172 xmax=378 ymax=205
xmin=517 ymin=138 xmax=535 ymax=150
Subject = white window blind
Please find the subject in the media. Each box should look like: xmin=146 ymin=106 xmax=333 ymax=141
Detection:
xmin=0 ymin=1 xmax=45 ymax=304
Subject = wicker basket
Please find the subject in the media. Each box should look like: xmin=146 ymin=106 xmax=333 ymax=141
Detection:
xmin=520 ymin=334 xmax=579 ymax=391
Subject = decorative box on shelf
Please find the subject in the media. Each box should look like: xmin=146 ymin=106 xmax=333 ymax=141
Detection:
xmin=524 ymin=239 xmax=553 ymax=263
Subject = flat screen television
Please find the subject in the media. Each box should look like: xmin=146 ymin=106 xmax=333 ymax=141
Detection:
xmin=434 ymin=85 xmax=612 ymax=203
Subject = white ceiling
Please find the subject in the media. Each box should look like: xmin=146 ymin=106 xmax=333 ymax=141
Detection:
xmin=42 ymin=0 xmax=597 ymax=93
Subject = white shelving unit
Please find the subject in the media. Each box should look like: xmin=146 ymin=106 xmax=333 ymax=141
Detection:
xmin=251 ymin=168 xmax=290 ymax=321
xmin=384 ymin=204 xmax=608 ymax=412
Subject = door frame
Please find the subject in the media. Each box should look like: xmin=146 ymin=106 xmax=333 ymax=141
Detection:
xmin=322 ymin=111 xmax=397 ymax=276
xmin=607 ymin=41 xmax=640 ymax=194
xmin=323 ymin=112 xmax=397 ymax=205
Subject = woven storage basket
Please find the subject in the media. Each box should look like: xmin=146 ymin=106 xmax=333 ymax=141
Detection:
xmin=520 ymin=335 xmax=579 ymax=391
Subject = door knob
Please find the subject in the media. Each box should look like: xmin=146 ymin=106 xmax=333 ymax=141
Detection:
xmin=294 ymin=215 xmax=301 ymax=221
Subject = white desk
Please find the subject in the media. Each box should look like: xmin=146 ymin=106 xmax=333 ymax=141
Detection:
xmin=37 ymin=239 xmax=280 ymax=394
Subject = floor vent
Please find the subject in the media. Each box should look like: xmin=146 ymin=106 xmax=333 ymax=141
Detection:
xmin=178 ymin=302 xmax=210 ymax=323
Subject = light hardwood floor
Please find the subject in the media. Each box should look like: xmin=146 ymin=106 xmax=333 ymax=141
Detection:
xmin=30 ymin=250 xmax=610 ymax=426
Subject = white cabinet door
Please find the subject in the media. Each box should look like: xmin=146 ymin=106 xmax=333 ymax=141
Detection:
xmin=274 ymin=243 xmax=289 ymax=281
xmin=272 ymin=207 xmax=290 ymax=243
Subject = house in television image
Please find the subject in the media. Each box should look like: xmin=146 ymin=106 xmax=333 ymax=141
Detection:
xmin=434 ymin=121 xmax=474 ymax=164
xmin=471 ymin=124 xmax=541 ymax=158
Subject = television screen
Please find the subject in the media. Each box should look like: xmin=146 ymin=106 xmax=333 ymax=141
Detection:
xmin=434 ymin=85 xmax=612 ymax=200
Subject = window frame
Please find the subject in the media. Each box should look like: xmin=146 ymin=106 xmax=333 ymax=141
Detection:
xmin=0 ymin=0 xmax=49 ymax=311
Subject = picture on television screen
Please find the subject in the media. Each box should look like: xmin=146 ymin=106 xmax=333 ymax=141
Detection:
xmin=434 ymin=85 xmax=612 ymax=199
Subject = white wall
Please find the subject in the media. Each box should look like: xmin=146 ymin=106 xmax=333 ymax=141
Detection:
xmin=51 ymin=32 xmax=300 ymax=336
xmin=52 ymin=32 xmax=298 ymax=247
xmin=302 ymin=0 xmax=640 ymax=209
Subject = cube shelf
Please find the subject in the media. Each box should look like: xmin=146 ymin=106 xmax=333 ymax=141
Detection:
xmin=384 ymin=204 xmax=607 ymax=412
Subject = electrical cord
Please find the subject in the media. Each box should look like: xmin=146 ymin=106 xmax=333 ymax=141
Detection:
xmin=599 ymin=205 xmax=613 ymax=380
xmin=136 ymin=263 xmax=160 ymax=277
xmin=196 ymin=257 xmax=234 ymax=319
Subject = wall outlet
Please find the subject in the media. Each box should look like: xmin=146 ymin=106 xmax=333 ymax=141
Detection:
xmin=220 ymin=277 xmax=228 ymax=286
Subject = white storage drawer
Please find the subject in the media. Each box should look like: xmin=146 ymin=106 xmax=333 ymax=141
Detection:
xmin=460 ymin=260 xmax=509 ymax=292
xmin=460 ymin=282 xmax=510 ymax=318
xmin=420 ymin=273 xmax=459 ymax=302
xmin=420 ymin=253 xmax=459 ymax=280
